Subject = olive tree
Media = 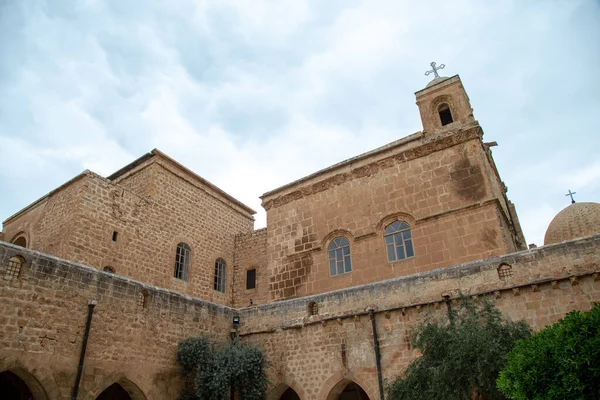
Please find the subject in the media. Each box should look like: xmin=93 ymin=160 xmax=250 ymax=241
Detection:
xmin=387 ymin=298 xmax=531 ymax=400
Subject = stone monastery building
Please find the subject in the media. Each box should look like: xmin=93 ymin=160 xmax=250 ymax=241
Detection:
xmin=1 ymin=73 xmax=599 ymax=400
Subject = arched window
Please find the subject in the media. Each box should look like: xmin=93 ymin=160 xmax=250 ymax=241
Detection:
xmin=4 ymin=255 xmax=24 ymax=280
xmin=438 ymin=103 xmax=453 ymax=126
xmin=174 ymin=243 xmax=190 ymax=280
xmin=103 ymin=266 xmax=115 ymax=273
xmin=11 ymin=236 xmax=27 ymax=248
xmin=385 ymin=221 xmax=415 ymax=262
xmin=497 ymin=263 xmax=513 ymax=280
xmin=137 ymin=289 xmax=149 ymax=309
xmin=214 ymin=258 xmax=226 ymax=293
xmin=328 ymin=237 xmax=352 ymax=276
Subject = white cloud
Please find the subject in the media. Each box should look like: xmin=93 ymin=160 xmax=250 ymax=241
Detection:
xmin=1 ymin=0 xmax=599 ymax=247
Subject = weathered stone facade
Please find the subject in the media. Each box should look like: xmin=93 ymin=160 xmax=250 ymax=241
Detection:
xmin=3 ymin=151 xmax=255 ymax=303
xmin=0 ymin=241 xmax=234 ymax=400
xmin=1 ymin=74 xmax=598 ymax=400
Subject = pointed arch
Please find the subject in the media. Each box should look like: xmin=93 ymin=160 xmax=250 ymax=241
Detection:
xmin=319 ymin=370 xmax=378 ymax=400
xmin=268 ymin=382 xmax=307 ymax=400
xmin=93 ymin=378 xmax=147 ymax=400
xmin=267 ymin=380 xmax=308 ymax=400
xmin=325 ymin=379 xmax=370 ymax=400
xmin=0 ymin=368 xmax=49 ymax=400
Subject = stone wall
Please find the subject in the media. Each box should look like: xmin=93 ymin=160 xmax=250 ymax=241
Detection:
xmin=1 ymin=234 xmax=599 ymax=400
xmin=3 ymin=153 xmax=256 ymax=305
xmin=260 ymin=127 xmax=521 ymax=302
xmin=2 ymin=172 xmax=90 ymax=258
xmin=238 ymin=234 xmax=600 ymax=399
xmin=233 ymin=228 xmax=268 ymax=308
xmin=0 ymin=241 xmax=234 ymax=400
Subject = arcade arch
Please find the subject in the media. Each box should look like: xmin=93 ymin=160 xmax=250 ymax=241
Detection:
xmin=269 ymin=383 xmax=304 ymax=400
xmin=0 ymin=368 xmax=48 ymax=400
xmin=325 ymin=379 xmax=371 ymax=400
xmin=94 ymin=378 xmax=146 ymax=400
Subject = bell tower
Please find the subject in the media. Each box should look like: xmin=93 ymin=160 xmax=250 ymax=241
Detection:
xmin=415 ymin=62 xmax=475 ymax=134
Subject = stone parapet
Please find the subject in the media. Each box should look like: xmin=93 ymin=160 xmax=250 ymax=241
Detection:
xmin=238 ymin=234 xmax=600 ymax=335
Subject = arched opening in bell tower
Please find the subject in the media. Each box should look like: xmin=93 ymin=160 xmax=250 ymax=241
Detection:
xmin=438 ymin=103 xmax=453 ymax=126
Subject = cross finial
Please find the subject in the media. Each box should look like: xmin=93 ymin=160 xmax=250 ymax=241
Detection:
xmin=565 ymin=189 xmax=577 ymax=204
xmin=425 ymin=61 xmax=445 ymax=79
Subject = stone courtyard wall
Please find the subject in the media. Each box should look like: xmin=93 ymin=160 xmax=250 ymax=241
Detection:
xmin=1 ymin=234 xmax=598 ymax=400
xmin=238 ymin=234 xmax=600 ymax=399
xmin=0 ymin=241 xmax=234 ymax=400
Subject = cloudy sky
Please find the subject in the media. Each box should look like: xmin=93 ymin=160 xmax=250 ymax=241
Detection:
xmin=1 ymin=0 xmax=599 ymax=246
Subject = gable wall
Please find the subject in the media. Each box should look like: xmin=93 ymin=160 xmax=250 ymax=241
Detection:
xmin=261 ymin=128 xmax=519 ymax=302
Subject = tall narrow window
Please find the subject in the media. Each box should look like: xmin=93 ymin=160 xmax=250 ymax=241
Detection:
xmin=246 ymin=268 xmax=256 ymax=290
xmin=385 ymin=221 xmax=415 ymax=262
xmin=174 ymin=243 xmax=190 ymax=280
xmin=214 ymin=258 xmax=226 ymax=293
xmin=438 ymin=103 xmax=453 ymax=126
xmin=328 ymin=237 xmax=352 ymax=276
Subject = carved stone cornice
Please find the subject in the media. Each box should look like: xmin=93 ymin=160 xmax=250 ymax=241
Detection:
xmin=262 ymin=126 xmax=482 ymax=211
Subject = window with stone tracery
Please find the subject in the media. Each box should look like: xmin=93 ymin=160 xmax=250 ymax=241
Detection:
xmin=498 ymin=263 xmax=513 ymax=280
xmin=137 ymin=289 xmax=149 ymax=309
xmin=385 ymin=221 xmax=415 ymax=262
xmin=328 ymin=237 xmax=352 ymax=276
xmin=4 ymin=256 xmax=24 ymax=280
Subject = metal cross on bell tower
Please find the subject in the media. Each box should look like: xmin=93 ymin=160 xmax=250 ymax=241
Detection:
xmin=565 ymin=189 xmax=577 ymax=204
xmin=425 ymin=61 xmax=445 ymax=78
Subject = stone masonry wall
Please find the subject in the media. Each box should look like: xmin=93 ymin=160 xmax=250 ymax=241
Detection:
xmin=113 ymin=159 xmax=255 ymax=304
xmin=1 ymin=234 xmax=598 ymax=399
xmin=4 ymin=157 xmax=255 ymax=305
xmin=2 ymin=173 xmax=89 ymax=258
xmin=239 ymin=234 xmax=600 ymax=399
xmin=233 ymin=228 xmax=268 ymax=308
xmin=0 ymin=241 xmax=234 ymax=400
xmin=261 ymin=129 xmax=519 ymax=302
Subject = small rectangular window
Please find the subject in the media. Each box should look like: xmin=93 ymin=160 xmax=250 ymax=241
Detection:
xmin=246 ymin=268 xmax=256 ymax=290
xmin=112 ymin=231 xmax=118 ymax=242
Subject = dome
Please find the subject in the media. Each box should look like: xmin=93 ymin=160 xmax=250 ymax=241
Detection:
xmin=544 ymin=202 xmax=600 ymax=245
xmin=425 ymin=76 xmax=450 ymax=88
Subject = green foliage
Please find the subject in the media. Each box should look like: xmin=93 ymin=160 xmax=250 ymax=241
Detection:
xmin=177 ymin=336 xmax=213 ymax=377
xmin=177 ymin=336 xmax=268 ymax=400
xmin=387 ymin=298 xmax=531 ymax=400
xmin=498 ymin=304 xmax=600 ymax=400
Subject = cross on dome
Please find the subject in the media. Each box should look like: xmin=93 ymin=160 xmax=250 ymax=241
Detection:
xmin=565 ymin=189 xmax=577 ymax=204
